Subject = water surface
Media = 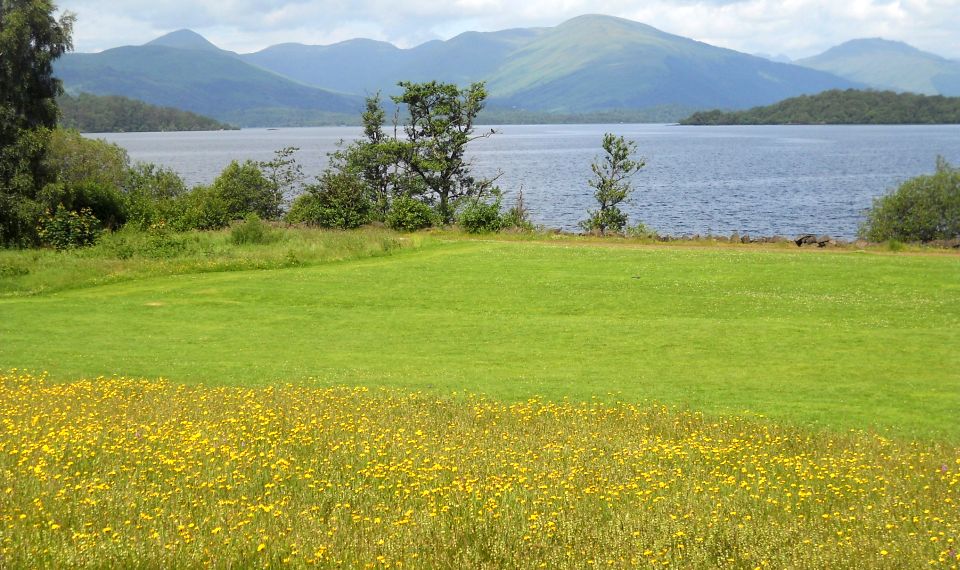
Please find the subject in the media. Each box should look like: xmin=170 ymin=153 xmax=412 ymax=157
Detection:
xmin=94 ymin=124 xmax=960 ymax=239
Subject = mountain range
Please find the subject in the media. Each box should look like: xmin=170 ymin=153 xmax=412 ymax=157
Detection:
xmin=53 ymin=14 xmax=960 ymax=127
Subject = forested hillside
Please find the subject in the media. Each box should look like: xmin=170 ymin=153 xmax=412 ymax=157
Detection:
xmin=680 ymin=89 xmax=960 ymax=125
xmin=59 ymin=93 xmax=237 ymax=132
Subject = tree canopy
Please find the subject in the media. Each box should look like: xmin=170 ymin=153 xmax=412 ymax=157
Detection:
xmin=680 ymin=89 xmax=960 ymax=125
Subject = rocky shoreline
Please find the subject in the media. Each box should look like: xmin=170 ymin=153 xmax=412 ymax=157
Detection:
xmin=648 ymin=232 xmax=960 ymax=249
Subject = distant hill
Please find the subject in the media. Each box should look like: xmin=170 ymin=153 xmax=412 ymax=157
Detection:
xmin=482 ymin=15 xmax=856 ymax=113
xmin=797 ymin=39 xmax=960 ymax=96
xmin=243 ymin=28 xmax=543 ymax=97
xmin=243 ymin=15 xmax=857 ymax=115
xmin=54 ymin=32 xmax=363 ymax=127
xmin=58 ymin=93 xmax=237 ymax=132
xmin=679 ymin=89 xmax=960 ymax=125
xmin=55 ymin=16 xmax=866 ymax=126
xmin=146 ymin=29 xmax=231 ymax=54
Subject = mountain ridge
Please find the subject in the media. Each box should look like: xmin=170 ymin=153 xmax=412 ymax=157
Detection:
xmin=797 ymin=38 xmax=960 ymax=95
xmin=57 ymin=15 xmax=960 ymax=126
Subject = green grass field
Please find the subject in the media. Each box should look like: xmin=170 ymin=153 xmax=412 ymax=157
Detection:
xmin=2 ymin=235 xmax=958 ymax=440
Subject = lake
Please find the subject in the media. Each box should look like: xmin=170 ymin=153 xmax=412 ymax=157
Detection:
xmin=93 ymin=124 xmax=960 ymax=239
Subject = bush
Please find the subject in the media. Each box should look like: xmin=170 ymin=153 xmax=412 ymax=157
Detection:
xmin=172 ymin=186 xmax=230 ymax=231
xmin=458 ymin=197 xmax=505 ymax=234
xmin=124 ymin=163 xmax=188 ymax=230
xmin=386 ymin=196 xmax=437 ymax=232
xmin=503 ymin=188 xmax=535 ymax=231
xmin=231 ymin=213 xmax=278 ymax=245
xmin=861 ymin=158 xmax=960 ymax=242
xmin=38 ymin=181 xmax=128 ymax=230
xmin=211 ymin=160 xmax=278 ymax=220
xmin=37 ymin=207 xmax=101 ymax=250
xmin=287 ymin=173 xmax=372 ymax=229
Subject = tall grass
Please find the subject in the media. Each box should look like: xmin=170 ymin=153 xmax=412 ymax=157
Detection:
xmin=1 ymin=371 xmax=957 ymax=568
xmin=0 ymin=226 xmax=424 ymax=297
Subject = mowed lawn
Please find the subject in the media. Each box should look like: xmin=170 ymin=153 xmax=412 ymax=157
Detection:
xmin=2 ymin=240 xmax=958 ymax=439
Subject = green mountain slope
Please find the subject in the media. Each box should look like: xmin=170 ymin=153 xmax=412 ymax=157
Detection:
xmin=484 ymin=15 xmax=857 ymax=112
xmin=54 ymin=35 xmax=362 ymax=127
xmin=797 ymin=39 xmax=960 ymax=96
xmin=680 ymin=89 xmax=960 ymax=125
xmin=55 ymin=16 xmax=868 ymax=125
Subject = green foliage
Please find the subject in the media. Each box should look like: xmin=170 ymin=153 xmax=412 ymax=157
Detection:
xmin=392 ymin=81 xmax=494 ymax=224
xmin=503 ymin=188 xmax=534 ymax=231
xmin=123 ymin=163 xmax=187 ymax=230
xmin=57 ymin=92 xmax=236 ymax=133
xmin=0 ymin=128 xmax=50 ymax=247
xmin=0 ymin=0 xmax=74 ymax=139
xmin=0 ymin=1 xmax=73 ymax=247
xmin=257 ymin=147 xmax=303 ymax=218
xmin=172 ymin=186 xmax=230 ymax=231
xmin=210 ymin=160 xmax=279 ymax=220
xmin=386 ymin=195 xmax=437 ymax=232
xmin=581 ymin=133 xmax=645 ymax=235
xmin=38 ymin=181 xmax=127 ymax=230
xmin=230 ymin=213 xmax=278 ymax=246
xmin=681 ymin=89 xmax=960 ymax=125
xmin=42 ymin=129 xmax=131 ymax=190
xmin=37 ymin=206 xmax=100 ymax=250
xmin=287 ymin=172 xmax=372 ymax=230
xmin=458 ymin=192 xmax=505 ymax=234
xmin=860 ymin=158 xmax=960 ymax=242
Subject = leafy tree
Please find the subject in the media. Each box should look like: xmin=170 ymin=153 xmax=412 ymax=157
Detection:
xmin=43 ymin=128 xmax=130 ymax=190
xmin=258 ymin=146 xmax=303 ymax=219
xmin=287 ymin=172 xmax=372 ymax=230
xmin=392 ymin=81 xmax=495 ymax=224
xmin=124 ymin=163 xmax=187 ymax=229
xmin=860 ymin=157 xmax=960 ymax=243
xmin=581 ymin=133 xmax=645 ymax=235
xmin=210 ymin=160 xmax=276 ymax=220
xmin=0 ymin=0 xmax=74 ymax=138
xmin=0 ymin=0 xmax=74 ymax=246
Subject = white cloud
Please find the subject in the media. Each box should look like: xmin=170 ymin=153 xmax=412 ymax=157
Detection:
xmin=57 ymin=0 xmax=960 ymax=58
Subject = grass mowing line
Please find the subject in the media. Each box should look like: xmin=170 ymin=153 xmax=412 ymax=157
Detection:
xmin=0 ymin=227 xmax=428 ymax=298
xmin=1 ymin=239 xmax=957 ymax=440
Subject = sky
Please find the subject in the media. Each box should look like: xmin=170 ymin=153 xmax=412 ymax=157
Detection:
xmin=57 ymin=0 xmax=960 ymax=60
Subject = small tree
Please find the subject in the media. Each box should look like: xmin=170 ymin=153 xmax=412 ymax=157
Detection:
xmin=210 ymin=160 xmax=275 ymax=220
xmin=392 ymin=81 xmax=494 ymax=224
xmin=287 ymin=172 xmax=372 ymax=230
xmin=581 ymin=133 xmax=645 ymax=235
xmin=258 ymin=146 xmax=303 ymax=218
xmin=860 ymin=157 xmax=960 ymax=243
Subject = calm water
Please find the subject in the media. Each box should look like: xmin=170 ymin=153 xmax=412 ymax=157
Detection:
xmin=94 ymin=124 xmax=960 ymax=239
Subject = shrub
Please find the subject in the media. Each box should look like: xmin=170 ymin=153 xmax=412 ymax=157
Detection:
xmin=860 ymin=158 xmax=960 ymax=242
xmin=37 ymin=206 xmax=101 ymax=250
xmin=38 ymin=181 xmax=127 ymax=230
xmin=231 ymin=213 xmax=278 ymax=245
xmin=386 ymin=196 xmax=436 ymax=232
xmin=172 ymin=186 xmax=230 ymax=231
xmin=211 ymin=160 xmax=278 ymax=220
xmin=287 ymin=173 xmax=372 ymax=229
xmin=458 ymin=196 xmax=505 ymax=234
xmin=124 ymin=163 xmax=188 ymax=230
xmin=503 ymin=188 xmax=535 ymax=231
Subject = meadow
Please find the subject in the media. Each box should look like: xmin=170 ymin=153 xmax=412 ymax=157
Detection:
xmin=1 ymin=230 xmax=959 ymax=567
